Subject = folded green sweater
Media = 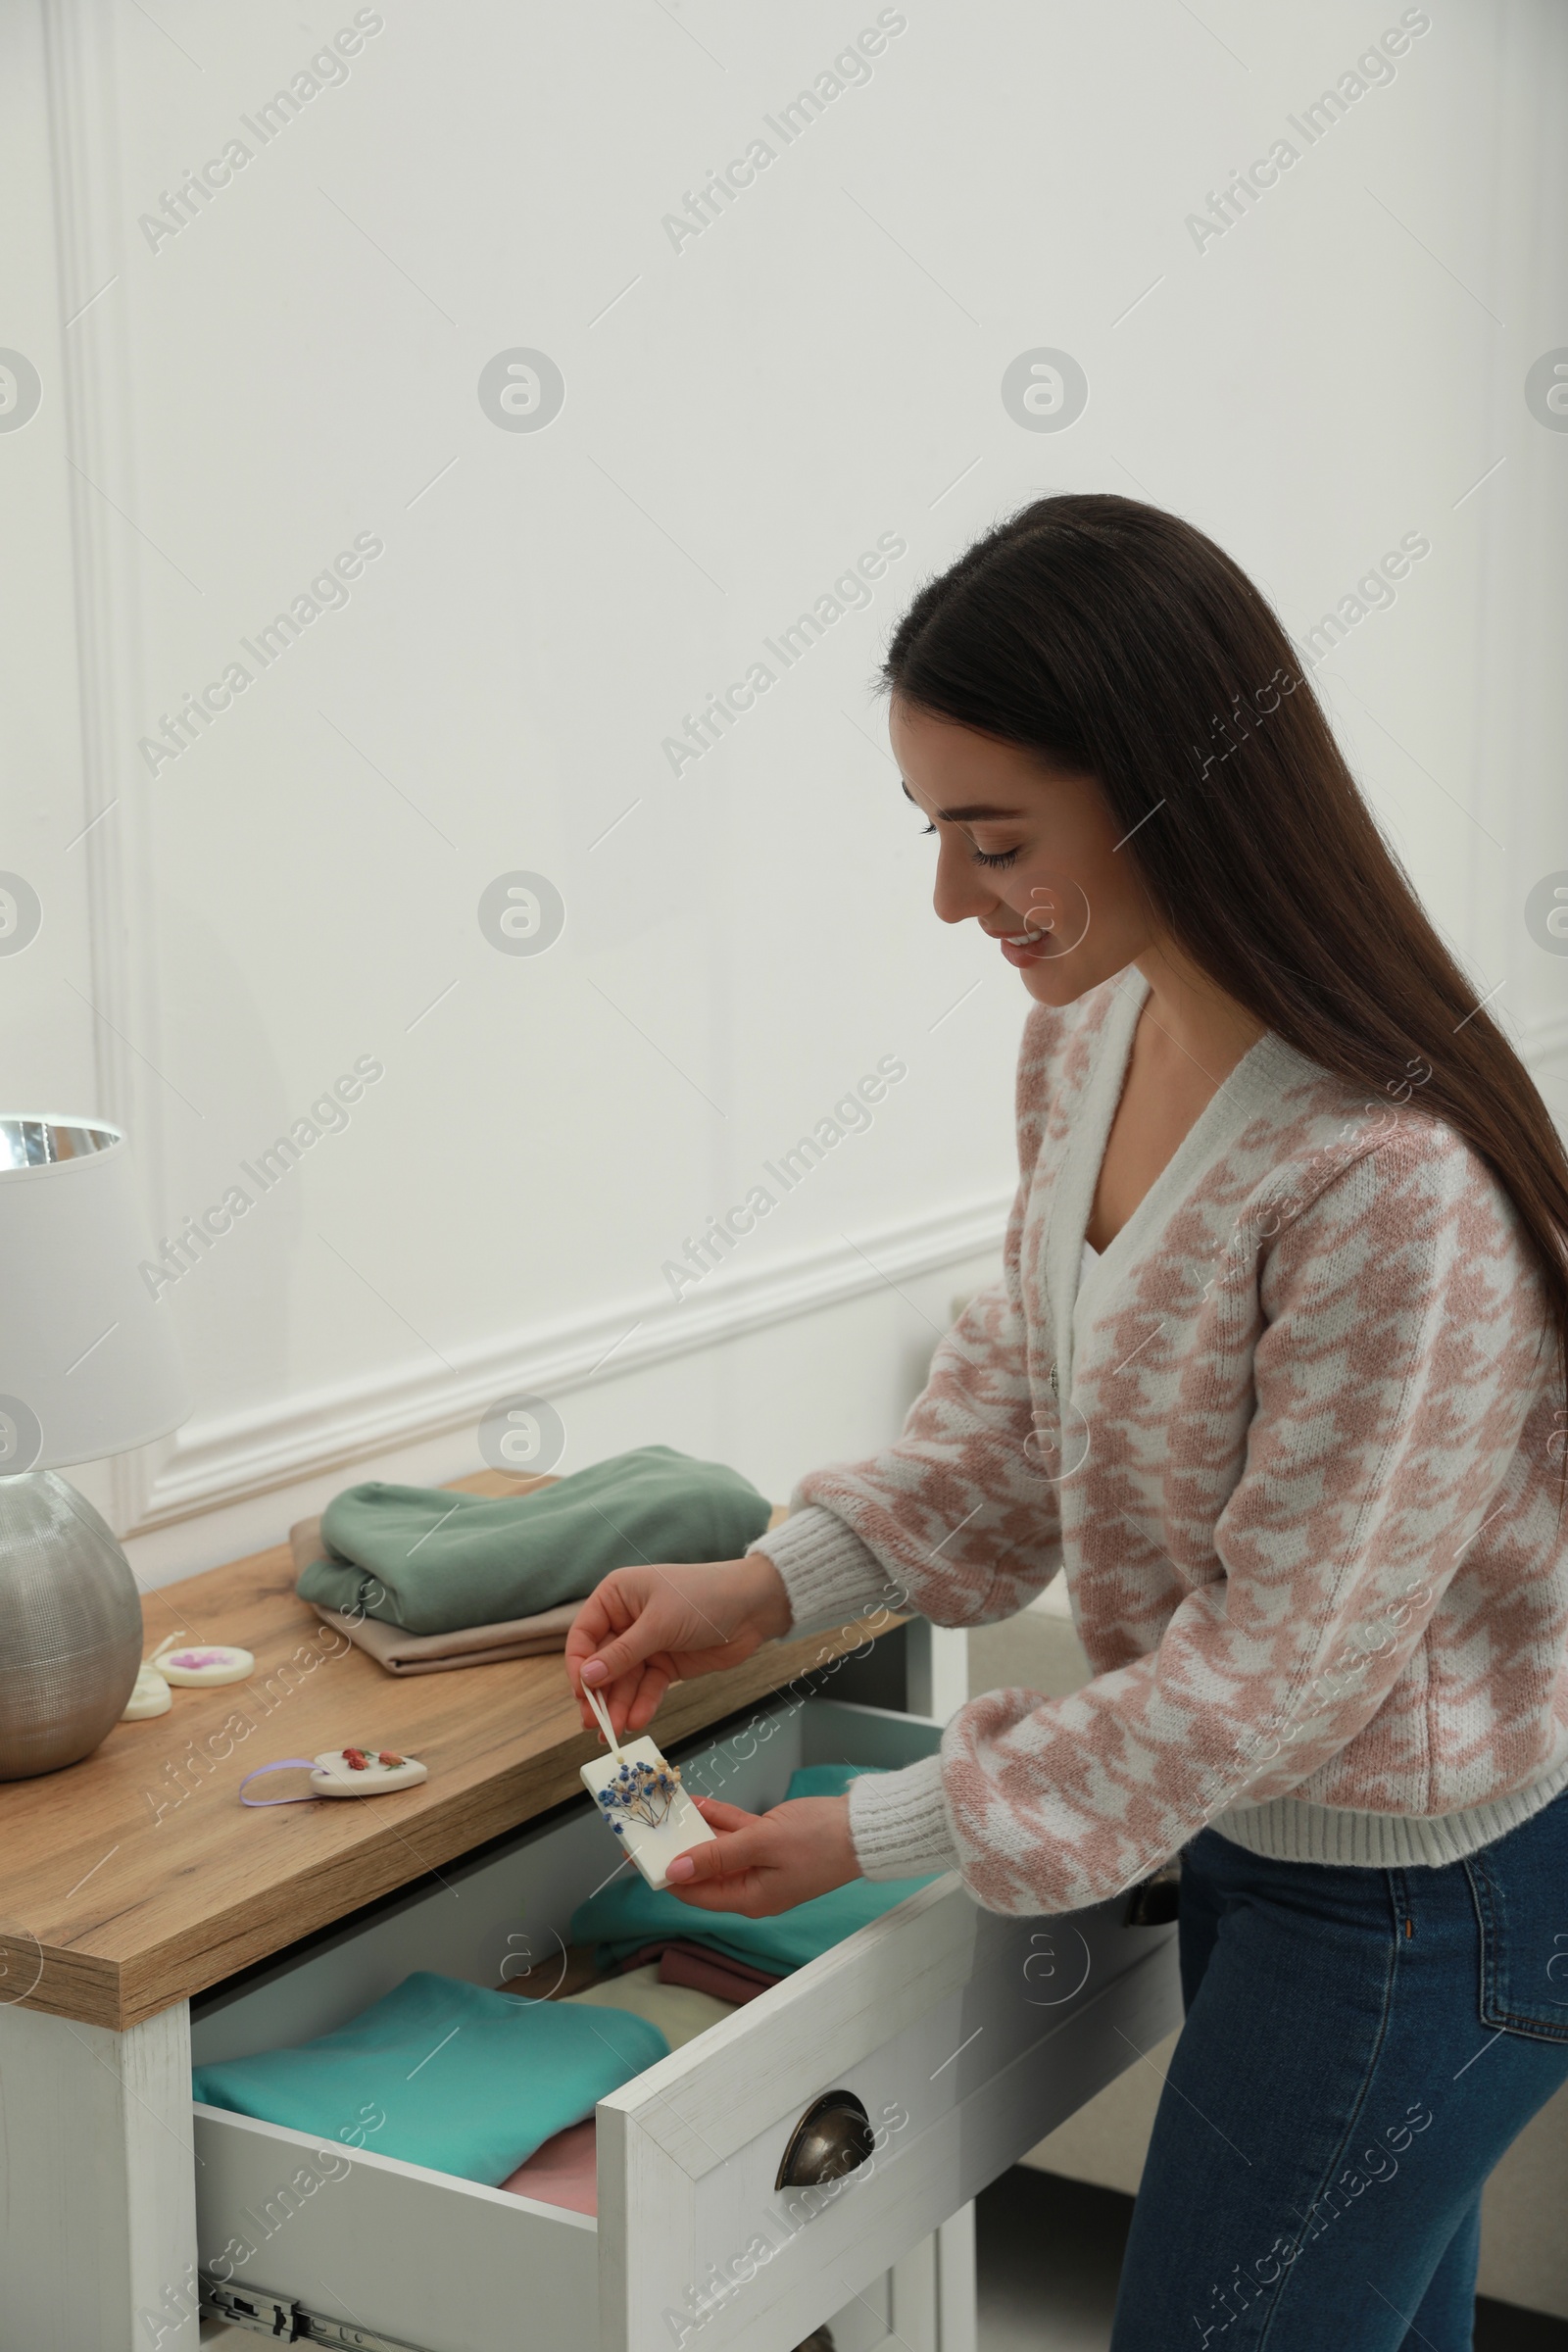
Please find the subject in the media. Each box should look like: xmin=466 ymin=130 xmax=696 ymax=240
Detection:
xmin=295 ymin=1445 xmax=774 ymax=1636
xmin=570 ymin=1764 xmax=943 ymax=1973
xmin=191 ymin=1972 xmax=667 ymax=2185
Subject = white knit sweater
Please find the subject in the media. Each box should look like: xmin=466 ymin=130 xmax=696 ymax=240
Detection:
xmin=752 ymin=972 xmax=1568 ymax=1913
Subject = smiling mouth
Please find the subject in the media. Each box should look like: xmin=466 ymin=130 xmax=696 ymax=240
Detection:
xmin=991 ymin=918 xmax=1060 ymax=967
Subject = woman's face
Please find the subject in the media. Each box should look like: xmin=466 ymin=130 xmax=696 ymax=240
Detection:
xmin=889 ymin=696 xmax=1156 ymax=1007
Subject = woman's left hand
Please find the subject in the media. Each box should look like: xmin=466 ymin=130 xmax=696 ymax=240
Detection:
xmin=662 ymin=1794 xmax=859 ymax=1915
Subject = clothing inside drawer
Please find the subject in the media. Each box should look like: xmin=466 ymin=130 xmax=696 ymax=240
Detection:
xmin=189 ymin=1697 xmax=1173 ymax=2352
xmin=190 ymin=1709 xmax=939 ymax=2198
xmin=495 ymin=1958 xmax=747 ymax=2211
xmin=190 ymin=1702 xmax=940 ymax=2107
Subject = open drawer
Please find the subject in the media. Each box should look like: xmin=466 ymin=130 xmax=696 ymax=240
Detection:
xmin=192 ymin=1693 xmax=1181 ymax=2352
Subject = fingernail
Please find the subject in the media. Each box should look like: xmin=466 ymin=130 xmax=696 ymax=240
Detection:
xmin=665 ymin=1855 xmax=695 ymax=1881
xmin=582 ymin=1660 xmax=607 ymax=1685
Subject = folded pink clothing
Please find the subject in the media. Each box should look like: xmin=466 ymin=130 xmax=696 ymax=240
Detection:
xmin=610 ymin=1939 xmax=784 ymax=2005
xmin=499 ymin=2114 xmax=599 ymax=2215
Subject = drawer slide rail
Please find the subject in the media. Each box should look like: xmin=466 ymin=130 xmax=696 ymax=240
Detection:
xmin=202 ymin=2277 xmax=432 ymax=2352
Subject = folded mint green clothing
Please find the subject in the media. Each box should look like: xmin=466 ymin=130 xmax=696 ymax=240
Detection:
xmin=191 ymin=1972 xmax=667 ymax=2186
xmin=295 ymin=1445 xmax=774 ymax=1636
xmin=571 ymin=1764 xmax=942 ymax=1974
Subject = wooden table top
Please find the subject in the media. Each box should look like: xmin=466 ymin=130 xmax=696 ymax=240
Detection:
xmin=0 ymin=1473 xmax=891 ymax=2032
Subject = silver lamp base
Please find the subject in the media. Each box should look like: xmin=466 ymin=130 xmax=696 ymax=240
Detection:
xmin=0 ymin=1472 xmax=143 ymax=1780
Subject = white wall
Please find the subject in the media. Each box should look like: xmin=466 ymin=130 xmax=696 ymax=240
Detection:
xmin=3 ymin=0 xmax=1564 ymax=1588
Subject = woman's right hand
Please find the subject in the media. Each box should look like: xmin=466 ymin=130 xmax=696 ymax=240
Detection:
xmin=564 ymin=1554 xmax=794 ymax=1740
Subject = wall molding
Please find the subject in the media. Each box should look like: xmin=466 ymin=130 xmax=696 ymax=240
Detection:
xmin=122 ymin=1001 xmax=1568 ymax=1536
xmin=43 ymin=0 xmax=166 ymax=1541
xmin=117 ymin=992 xmax=1568 ymax=1538
xmin=128 ymin=1190 xmax=1011 ymax=1533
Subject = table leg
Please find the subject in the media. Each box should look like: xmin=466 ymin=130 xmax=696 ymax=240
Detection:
xmin=0 ymin=1997 xmax=198 ymax=2352
xmin=935 ymin=2203 xmax=977 ymax=2352
xmin=889 ymin=2207 xmax=975 ymax=2352
xmin=890 ymin=2231 xmax=939 ymax=2352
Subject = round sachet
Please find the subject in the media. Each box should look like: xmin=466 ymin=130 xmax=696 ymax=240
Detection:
xmin=151 ymin=1632 xmax=255 ymax=1687
xmin=122 ymin=1661 xmax=173 ymax=1719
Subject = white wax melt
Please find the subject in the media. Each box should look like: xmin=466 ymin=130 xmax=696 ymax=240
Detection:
xmin=310 ymin=1745 xmax=428 ymax=1797
xmin=578 ymin=1686 xmax=716 ymax=1891
xmin=151 ymin=1632 xmax=255 ymax=1687
xmin=122 ymin=1662 xmax=173 ymax=1720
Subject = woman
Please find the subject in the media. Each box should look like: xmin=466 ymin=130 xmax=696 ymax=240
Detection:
xmin=564 ymin=495 xmax=1568 ymax=2349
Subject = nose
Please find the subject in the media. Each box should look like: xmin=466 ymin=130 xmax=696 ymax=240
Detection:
xmin=931 ymin=840 xmax=1004 ymax=929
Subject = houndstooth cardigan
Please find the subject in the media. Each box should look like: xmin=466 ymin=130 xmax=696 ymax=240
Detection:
xmin=752 ymin=970 xmax=1568 ymax=1913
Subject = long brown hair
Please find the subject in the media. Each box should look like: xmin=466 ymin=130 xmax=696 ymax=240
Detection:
xmin=881 ymin=492 xmax=1568 ymax=1401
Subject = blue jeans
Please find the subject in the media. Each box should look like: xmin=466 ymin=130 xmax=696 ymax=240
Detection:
xmin=1109 ymin=1786 xmax=1568 ymax=2349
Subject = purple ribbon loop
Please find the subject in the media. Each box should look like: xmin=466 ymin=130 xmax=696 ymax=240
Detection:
xmin=239 ymin=1760 xmax=318 ymax=1806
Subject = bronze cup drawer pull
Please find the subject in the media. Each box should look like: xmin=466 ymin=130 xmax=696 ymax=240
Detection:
xmin=774 ymin=2088 xmax=875 ymax=2191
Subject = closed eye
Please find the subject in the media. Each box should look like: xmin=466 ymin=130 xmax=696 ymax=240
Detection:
xmin=920 ymin=820 xmax=1020 ymax=870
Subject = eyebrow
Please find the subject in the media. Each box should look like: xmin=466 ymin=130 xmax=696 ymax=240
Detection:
xmin=899 ymin=779 xmax=1024 ymax=823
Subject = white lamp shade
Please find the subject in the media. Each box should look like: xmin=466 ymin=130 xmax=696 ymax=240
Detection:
xmin=0 ymin=1116 xmax=190 ymax=1471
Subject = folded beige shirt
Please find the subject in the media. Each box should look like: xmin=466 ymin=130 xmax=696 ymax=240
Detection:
xmin=289 ymin=1500 xmax=788 ymax=1676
